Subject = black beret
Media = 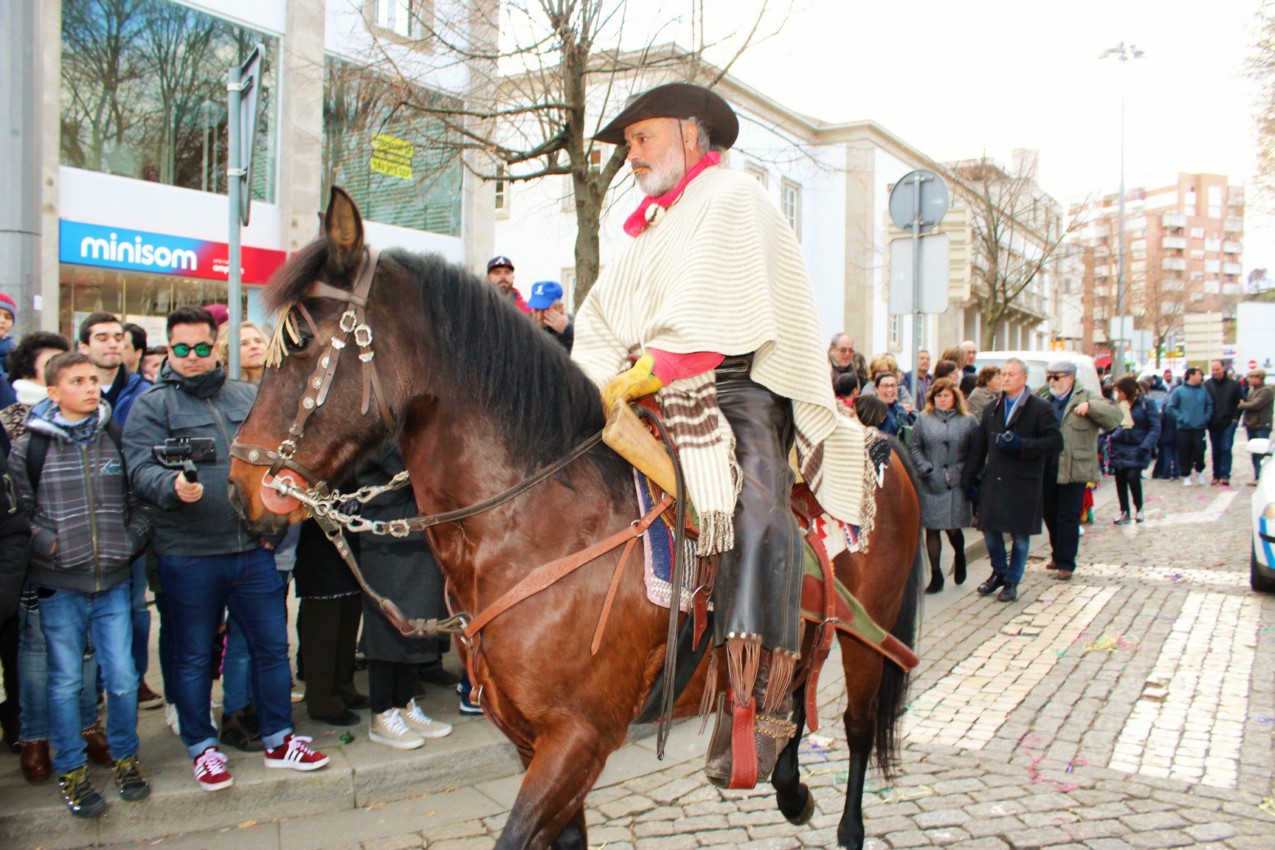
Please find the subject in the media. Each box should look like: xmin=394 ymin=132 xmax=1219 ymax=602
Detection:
xmin=593 ymin=83 xmax=739 ymax=149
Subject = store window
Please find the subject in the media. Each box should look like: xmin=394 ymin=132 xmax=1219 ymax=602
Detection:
xmin=60 ymin=0 xmax=278 ymax=203
xmin=323 ymin=57 xmax=462 ymax=236
xmin=60 ymin=265 xmax=249 ymax=344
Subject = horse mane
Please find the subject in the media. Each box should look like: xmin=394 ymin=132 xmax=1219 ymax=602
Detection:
xmin=265 ymin=240 xmax=626 ymax=483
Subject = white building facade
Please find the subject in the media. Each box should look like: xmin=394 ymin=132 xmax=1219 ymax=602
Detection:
xmin=38 ymin=0 xmax=490 ymax=339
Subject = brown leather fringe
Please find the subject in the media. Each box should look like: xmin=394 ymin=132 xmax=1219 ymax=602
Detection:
xmin=698 ymin=647 xmax=720 ymax=733
xmin=726 ymin=636 xmax=762 ymax=710
xmin=763 ymin=650 xmax=797 ymax=715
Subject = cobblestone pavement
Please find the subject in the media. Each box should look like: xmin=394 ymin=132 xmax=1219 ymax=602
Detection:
xmin=110 ymin=450 xmax=1275 ymax=850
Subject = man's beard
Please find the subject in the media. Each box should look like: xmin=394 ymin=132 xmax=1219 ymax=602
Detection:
xmin=633 ymin=149 xmax=688 ymax=197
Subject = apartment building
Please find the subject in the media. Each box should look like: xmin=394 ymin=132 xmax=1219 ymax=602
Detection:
xmin=1070 ymin=173 xmax=1245 ymax=363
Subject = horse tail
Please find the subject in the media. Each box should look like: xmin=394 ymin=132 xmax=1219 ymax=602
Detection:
xmin=873 ymin=436 xmax=924 ymax=781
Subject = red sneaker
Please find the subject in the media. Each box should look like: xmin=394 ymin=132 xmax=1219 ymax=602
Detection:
xmin=263 ymin=734 xmax=329 ymax=771
xmin=193 ymin=746 xmax=233 ymax=792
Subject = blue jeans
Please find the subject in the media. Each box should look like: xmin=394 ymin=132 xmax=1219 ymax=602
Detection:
xmin=1208 ymin=422 xmax=1237 ymax=480
xmin=221 ymin=616 xmax=255 ymax=715
xmin=17 ymin=591 xmax=99 ymax=742
xmin=983 ymin=532 xmax=1031 ymax=584
xmin=37 ymin=582 xmax=138 ymax=775
xmin=1153 ymin=441 xmax=1179 ymax=478
xmin=157 ymin=549 xmax=292 ymax=757
xmin=1251 ymin=428 xmax=1272 ymax=479
xmin=130 ymin=555 xmax=150 ymax=681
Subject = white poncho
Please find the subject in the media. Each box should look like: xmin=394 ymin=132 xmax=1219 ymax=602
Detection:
xmin=574 ymin=166 xmax=867 ymax=534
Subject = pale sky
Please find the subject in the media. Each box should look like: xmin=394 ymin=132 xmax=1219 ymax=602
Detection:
xmin=666 ymin=0 xmax=1270 ymax=273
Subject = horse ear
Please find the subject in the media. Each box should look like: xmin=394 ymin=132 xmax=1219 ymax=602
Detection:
xmin=324 ymin=187 xmax=364 ymax=272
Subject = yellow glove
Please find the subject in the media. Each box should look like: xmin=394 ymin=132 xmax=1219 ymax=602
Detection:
xmin=602 ymin=354 xmax=663 ymax=411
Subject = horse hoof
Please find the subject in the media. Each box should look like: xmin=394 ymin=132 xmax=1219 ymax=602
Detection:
xmin=783 ymin=785 xmax=816 ymax=825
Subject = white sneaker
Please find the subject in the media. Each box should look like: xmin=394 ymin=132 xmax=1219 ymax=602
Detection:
xmin=1183 ymin=476 xmax=1192 ymax=487
xmin=1196 ymin=471 xmax=1208 ymax=486
xmin=402 ymin=699 xmax=454 ymax=739
xmin=369 ymin=709 xmax=424 ymax=750
xmin=165 ymin=703 xmax=181 ymax=736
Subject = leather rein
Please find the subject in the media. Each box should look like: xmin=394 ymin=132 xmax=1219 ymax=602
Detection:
xmin=228 ymin=246 xmax=662 ymax=647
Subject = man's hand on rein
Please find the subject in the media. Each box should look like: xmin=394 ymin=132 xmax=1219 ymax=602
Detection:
xmin=602 ymin=353 xmax=663 ymax=411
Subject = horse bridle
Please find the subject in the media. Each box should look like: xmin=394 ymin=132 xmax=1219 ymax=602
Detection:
xmin=230 ymin=246 xmax=392 ymax=492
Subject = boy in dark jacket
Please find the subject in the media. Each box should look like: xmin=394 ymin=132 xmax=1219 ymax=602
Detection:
xmin=11 ymin=352 xmax=153 ymax=817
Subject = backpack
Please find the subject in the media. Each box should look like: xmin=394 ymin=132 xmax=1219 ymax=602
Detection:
xmin=25 ymin=421 xmax=126 ymax=493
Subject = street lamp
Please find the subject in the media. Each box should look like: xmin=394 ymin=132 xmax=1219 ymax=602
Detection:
xmin=1099 ymin=41 xmax=1145 ymax=379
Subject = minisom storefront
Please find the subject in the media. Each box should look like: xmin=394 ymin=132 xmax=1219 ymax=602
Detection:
xmin=55 ymin=168 xmax=287 ymax=345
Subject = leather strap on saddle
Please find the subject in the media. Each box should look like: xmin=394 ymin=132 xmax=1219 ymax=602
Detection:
xmin=729 ymin=695 xmax=759 ymax=789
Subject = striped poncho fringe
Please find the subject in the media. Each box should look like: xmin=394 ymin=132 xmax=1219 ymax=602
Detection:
xmin=657 ymin=372 xmax=741 ymax=555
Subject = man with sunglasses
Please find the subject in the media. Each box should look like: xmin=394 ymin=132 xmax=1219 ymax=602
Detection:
xmin=123 ymin=307 xmax=329 ymax=793
xmin=1038 ymin=362 xmax=1120 ymax=582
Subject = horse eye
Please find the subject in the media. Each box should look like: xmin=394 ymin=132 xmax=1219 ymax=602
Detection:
xmin=284 ymin=325 xmax=313 ymax=353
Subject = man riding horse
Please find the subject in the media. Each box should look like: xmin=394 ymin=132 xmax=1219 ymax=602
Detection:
xmin=575 ymin=82 xmax=870 ymax=788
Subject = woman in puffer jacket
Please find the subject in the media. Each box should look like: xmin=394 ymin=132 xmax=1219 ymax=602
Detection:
xmin=1107 ymin=376 xmax=1162 ymax=524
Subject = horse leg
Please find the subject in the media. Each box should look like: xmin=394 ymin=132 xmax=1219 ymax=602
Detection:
xmin=549 ymin=808 xmax=587 ymax=850
xmin=494 ymin=724 xmax=611 ymax=850
xmin=837 ymin=645 xmax=886 ymax=850
xmin=771 ymin=680 xmax=815 ymax=824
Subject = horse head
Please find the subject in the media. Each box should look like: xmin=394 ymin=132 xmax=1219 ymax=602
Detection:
xmin=229 ymin=187 xmax=415 ymax=532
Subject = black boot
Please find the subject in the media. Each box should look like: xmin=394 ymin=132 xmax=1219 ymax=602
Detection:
xmin=997 ymin=582 xmax=1019 ymax=603
xmin=925 ymin=563 xmax=944 ymax=594
xmin=220 ymin=707 xmax=264 ymax=752
xmin=953 ymin=551 xmax=967 ymax=585
xmin=977 ymin=573 xmax=1005 ymax=596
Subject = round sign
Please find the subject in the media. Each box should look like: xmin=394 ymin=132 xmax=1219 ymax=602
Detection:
xmin=1250 ymin=359 xmax=1258 ymax=370
xmin=888 ymin=169 xmax=950 ymax=234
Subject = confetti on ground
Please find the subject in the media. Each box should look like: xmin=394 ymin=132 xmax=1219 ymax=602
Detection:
xmin=1083 ymin=633 xmax=1140 ymax=653
xmin=800 ymin=736 xmax=834 ymax=762
xmin=1260 ymin=797 xmax=1275 ymax=815
xmin=1169 ymin=573 xmax=1193 ymax=585
xmin=340 ymin=731 xmax=355 ymax=744
xmin=871 ymin=785 xmax=935 ymax=804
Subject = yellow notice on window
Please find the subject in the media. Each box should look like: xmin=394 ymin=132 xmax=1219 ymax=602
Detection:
xmin=370 ymin=134 xmax=413 ymax=180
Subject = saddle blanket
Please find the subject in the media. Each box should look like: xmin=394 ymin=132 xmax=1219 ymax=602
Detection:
xmin=635 ymin=471 xmax=863 ymax=613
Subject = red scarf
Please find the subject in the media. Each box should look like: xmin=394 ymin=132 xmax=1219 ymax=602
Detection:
xmin=623 ymin=151 xmax=721 ymax=237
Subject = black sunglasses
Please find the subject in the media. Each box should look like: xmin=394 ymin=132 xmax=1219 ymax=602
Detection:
xmin=171 ymin=342 xmax=214 ymax=358
xmin=1047 ymin=374 xmax=1069 ymax=381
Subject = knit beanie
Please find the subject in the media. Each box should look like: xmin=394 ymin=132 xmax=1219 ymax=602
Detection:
xmin=0 ymin=293 xmax=16 ymax=325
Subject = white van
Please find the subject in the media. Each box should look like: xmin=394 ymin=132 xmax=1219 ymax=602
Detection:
xmin=973 ymin=351 xmax=1103 ymax=396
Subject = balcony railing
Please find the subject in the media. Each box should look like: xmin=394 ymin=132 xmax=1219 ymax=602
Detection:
xmin=1224 ymin=241 xmax=1242 ymax=254
xmin=1162 ymin=213 xmax=1187 ymax=229
xmin=1162 ymin=236 xmax=1187 ymax=250
xmin=1224 ymin=218 xmax=1243 ymax=233
xmin=1224 ymin=262 xmax=1242 ymax=275
xmin=1162 ymin=258 xmax=1187 ymax=271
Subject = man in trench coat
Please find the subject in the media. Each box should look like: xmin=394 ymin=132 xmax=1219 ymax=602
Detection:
xmin=962 ymin=358 xmax=1063 ymax=602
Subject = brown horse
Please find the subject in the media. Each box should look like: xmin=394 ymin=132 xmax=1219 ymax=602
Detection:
xmin=228 ymin=189 xmax=922 ymax=850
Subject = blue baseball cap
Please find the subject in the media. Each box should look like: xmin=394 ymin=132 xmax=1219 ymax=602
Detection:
xmin=528 ymin=280 xmax=563 ymax=310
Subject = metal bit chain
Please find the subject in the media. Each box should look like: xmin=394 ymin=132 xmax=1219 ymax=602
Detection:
xmin=264 ymin=472 xmax=415 ymax=537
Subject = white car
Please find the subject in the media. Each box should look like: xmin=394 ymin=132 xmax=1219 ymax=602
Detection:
xmin=1246 ymin=437 xmax=1275 ymax=593
xmin=974 ymin=351 xmax=1103 ymax=396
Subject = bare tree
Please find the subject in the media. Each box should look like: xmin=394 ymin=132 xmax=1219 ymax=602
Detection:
xmin=356 ymin=0 xmax=789 ymax=304
xmin=1252 ymin=0 xmax=1275 ymax=205
xmin=1130 ymin=254 xmax=1185 ymax=369
xmin=949 ymin=157 xmax=1086 ymax=350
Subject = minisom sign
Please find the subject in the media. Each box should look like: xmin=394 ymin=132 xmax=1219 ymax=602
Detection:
xmin=60 ymin=220 xmax=286 ymax=284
